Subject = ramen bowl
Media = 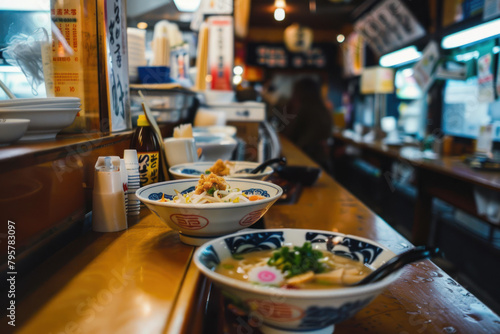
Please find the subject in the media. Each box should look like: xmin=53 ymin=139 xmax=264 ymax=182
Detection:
xmin=169 ymin=161 xmax=274 ymax=180
xmin=136 ymin=179 xmax=282 ymax=245
xmin=194 ymin=228 xmax=400 ymax=334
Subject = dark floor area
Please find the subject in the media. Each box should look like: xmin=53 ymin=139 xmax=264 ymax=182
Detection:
xmin=333 ymin=157 xmax=500 ymax=316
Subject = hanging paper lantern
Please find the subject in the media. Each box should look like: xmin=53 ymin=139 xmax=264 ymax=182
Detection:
xmin=284 ymin=23 xmax=313 ymax=53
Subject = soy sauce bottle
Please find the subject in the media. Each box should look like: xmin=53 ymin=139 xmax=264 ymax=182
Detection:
xmin=130 ymin=114 xmax=160 ymax=187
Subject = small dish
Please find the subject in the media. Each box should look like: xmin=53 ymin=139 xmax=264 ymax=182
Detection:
xmin=0 ymin=108 xmax=80 ymax=141
xmin=169 ymin=161 xmax=274 ymax=180
xmin=0 ymin=119 xmax=30 ymax=145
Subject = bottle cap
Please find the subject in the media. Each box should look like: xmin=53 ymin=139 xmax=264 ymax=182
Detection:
xmin=137 ymin=114 xmax=150 ymax=127
xmin=124 ymin=149 xmax=139 ymax=169
xmin=95 ymin=156 xmax=120 ymax=172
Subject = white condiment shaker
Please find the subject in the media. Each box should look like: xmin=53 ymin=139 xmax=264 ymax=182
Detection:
xmin=124 ymin=149 xmax=141 ymax=215
xmin=92 ymin=156 xmax=127 ymax=232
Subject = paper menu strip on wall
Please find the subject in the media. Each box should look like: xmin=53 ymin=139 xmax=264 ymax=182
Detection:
xmin=97 ymin=0 xmax=131 ymax=132
xmin=51 ymin=0 xmax=101 ymax=133
xmin=51 ymin=1 xmax=85 ymax=113
xmin=195 ymin=22 xmax=209 ymax=91
xmin=207 ymin=16 xmax=233 ymax=91
xmin=412 ymin=41 xmax=439 ymax=93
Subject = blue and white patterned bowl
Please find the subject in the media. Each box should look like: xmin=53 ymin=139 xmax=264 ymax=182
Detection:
xmin=169 ymin=161 xmax=274 ymax=180
xmin=194 ymin=229 xmax=400 ymax=334
xmin=136 ymin=179 xmax=283 ymax=245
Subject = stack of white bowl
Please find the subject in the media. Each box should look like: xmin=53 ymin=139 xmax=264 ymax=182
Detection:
xmin=127 ymin=28 xmax=148 ymax=83
xmin=0 ymin=97 xmax=81 ymax=141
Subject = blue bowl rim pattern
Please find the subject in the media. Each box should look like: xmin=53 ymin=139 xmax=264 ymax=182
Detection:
xmin=169 ymin=161 xmax=274 ymax=178
xmin=136 ymin=178 xmax=283 ymax=209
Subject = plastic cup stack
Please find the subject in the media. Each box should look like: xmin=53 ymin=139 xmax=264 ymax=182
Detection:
xmin=120 ymin=159 xmax=129 ymax=214
xmin=124 ymin=149 xmax=141 ymax=216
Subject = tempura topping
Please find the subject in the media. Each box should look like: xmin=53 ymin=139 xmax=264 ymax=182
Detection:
xmin=208 ymin=159 xmax=235 ymax=176
xmin=157 ymin=172 xmax=265 ymax=204
xmin=194 ymin=172 xmax=228 ymax=195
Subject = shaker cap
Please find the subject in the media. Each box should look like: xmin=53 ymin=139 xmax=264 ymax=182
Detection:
xmin=137 ymin=114 xmax=150 ymax=126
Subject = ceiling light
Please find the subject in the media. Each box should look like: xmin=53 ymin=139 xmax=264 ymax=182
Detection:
xmin=337 ymin=34 xmax=345 ymax=43
xmin=274 ymin=8 xmax=285 ymax=21
xmin=441 ymin=18 xmax=500 ymax=49
xmin=233 ymin=75 xmax=243 ymax=85
xmin=137 ymin=22 xmax=148 ymax=30
xmin=379 ymin=46 xmax=422 ymax=67
xmin=173 ymin=0 xmax=201 ymax=12
xmin=275 ymin=0 xmax=286 ymax=8
xmin=233 ymin=66 xmax=244 ymax=76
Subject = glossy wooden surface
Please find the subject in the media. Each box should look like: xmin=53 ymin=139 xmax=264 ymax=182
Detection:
xmin=332 ymin=131 xmax=500 ymax=243
xmin=270 ymin=139 xmax=500 ymax=333
xmin=332 ymin=131 xmax=500 ymax=191
xmin=195 ymin=138 xmax=500 ymax=333
xmin=15 ymin=214 xmax=193 ymax=334
xmin=0 ymin=127 xmax=174 ymax=249
xmin=14 ymin=137 xmax=500 ymax=334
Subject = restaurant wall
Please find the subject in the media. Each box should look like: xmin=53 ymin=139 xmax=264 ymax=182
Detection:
xmin=0 ymin=133 xmax=135 ymax=279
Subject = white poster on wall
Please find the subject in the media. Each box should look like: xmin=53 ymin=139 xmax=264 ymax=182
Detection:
xmin=99 ymin=0 xmax=130 ymax=132
xmin=477 ymin=53 xmax=495 ymax=103
xmin=412 ymin=40 xmax=439 ymax=92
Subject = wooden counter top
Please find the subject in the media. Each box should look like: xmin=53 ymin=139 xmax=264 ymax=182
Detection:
xmin=13 ymin=137 xmax=500 ymax=334
xmin=332 ymin=130 xmax=500 ymax=244
xmin=332 ymin=131 xmax=500 ymax=191
xmin=15 ymin=214 xmax=194 ymax=334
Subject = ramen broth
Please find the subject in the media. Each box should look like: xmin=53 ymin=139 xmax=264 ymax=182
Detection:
xmin=215 ymin=248 xmax=373 ymax=289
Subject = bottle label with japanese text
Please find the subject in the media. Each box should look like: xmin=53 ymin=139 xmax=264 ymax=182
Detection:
xmin=137 ymin=152 xmax=159 ymax=186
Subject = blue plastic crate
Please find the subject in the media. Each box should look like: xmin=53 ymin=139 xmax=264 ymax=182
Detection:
xmin=138 ymin=66 xmax=172 ymax=84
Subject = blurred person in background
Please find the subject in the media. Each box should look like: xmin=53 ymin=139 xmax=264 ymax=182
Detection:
xmin=282 ymin=77 xmax=333 ymax=173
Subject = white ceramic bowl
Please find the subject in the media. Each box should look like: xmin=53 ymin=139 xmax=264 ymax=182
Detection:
xmin=0 ymin=119 xmax=30 ymax=145
xmin=0 ymin=97 xmax=80 ymax=108
xmin=193 ymin=125 xmax=237 ymax=137
xmin=194 ymin=133 xmax=238 ymax=161
xmin=169 ymin=161 xmax=273 ymax=180
xmin=194 ymin=229 xmax=400 ymax=334
xmin=0 ymin=108 xmax=80 ymax=140
xmin=136 ymin=178 xmax=283 ymax=245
